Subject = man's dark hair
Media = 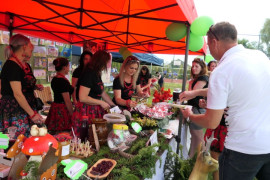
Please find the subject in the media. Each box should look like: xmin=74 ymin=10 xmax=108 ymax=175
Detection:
xmin=207 ymin=22 xmax=237 ymax=42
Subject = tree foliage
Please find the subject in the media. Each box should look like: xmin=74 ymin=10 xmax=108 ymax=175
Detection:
xmin=238 ymin=39 xmax=257 ymax=49
xmin=260 ymin=18 xmax=270 ymax=57
xmin=230 ymin=19 xmax=270 ymax=58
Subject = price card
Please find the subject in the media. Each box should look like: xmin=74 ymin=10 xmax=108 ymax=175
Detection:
xmin=61 ymin=159 xmax=72 ymax=166
xmin=109 ymin=106 xmax=122 ymax=113
xmin=63 ymin=160 xmax=88 ymax=179
xmin=0 ymin=132 xmax=9 ymax=149
xmin=61 ymin=144 xmax=70 ymax=156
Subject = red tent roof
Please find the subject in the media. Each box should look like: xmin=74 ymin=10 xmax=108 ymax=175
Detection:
xmin=0 ymin=0 xmax=206 ymax=55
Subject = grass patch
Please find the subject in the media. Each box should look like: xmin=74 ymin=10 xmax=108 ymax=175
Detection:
xmin=145 ymin=82 xmax=183 ymax=104
xmin=164 ymin=82 xmax=182 ymax=91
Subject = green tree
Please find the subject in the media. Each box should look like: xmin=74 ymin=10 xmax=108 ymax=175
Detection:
xmin=158 ymin=66 xmax=162 ymax=72
xmin=238 ymin=38 xmax=265 ymax=55
xmin=238 ymin=39 xmax=257 ymax=49
xmin=260 ymin=18 xmax=270 ymax=57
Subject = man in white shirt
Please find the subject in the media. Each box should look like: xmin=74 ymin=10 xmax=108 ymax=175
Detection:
xmin=180 ymin=22 xmax=270 ymax=180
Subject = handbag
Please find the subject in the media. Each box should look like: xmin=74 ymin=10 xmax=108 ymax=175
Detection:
xmin=36 ymin=97 xmax=44 ymax=111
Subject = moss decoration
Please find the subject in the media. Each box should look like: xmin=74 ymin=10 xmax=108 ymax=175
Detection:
xmin=57 ymin=134 xmax=169 ymax=180
xmin=164 ymin=146 xmax=197 ymax=180
xmin=23 ymin=161 xmax=40 ymax=180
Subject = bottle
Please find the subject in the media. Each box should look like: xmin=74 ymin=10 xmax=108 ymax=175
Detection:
xmin=80 ymin=116 xmax=89 ymax=142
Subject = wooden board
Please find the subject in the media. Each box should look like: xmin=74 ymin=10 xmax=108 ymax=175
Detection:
xmin=87 ymin=158 xmax=117 ymax=179
xmin=92 ymin=124 xmax=100 ymax=152
xmin=34 ymin=86 xmax=53 ymax=105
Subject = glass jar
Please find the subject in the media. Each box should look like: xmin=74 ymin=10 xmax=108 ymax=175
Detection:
xmin=88 ymin=118 xmax=108 ymax=147
xmin=58 ymin=140 xmax=70 ymax=162
xmin=107 ymin=124 xmax=130 ymax=151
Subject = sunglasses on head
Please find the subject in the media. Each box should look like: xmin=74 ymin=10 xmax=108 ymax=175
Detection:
xmin=208 ymin=25 xmax=219 ymax=41
xmin=126 ymin=56 xmax=140 ymax=63
xmin=193 ymin=58 xmax=204 ymax=62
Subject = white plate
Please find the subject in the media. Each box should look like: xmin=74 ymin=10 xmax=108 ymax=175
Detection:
xmin=103 ymin=113 xmax=126 ymax=123
xmin=169 ymin=104 xmax=192 ymax=109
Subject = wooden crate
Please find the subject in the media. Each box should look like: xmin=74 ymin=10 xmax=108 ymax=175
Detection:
xmin=34 ymin=86 xmax=53 ymax=105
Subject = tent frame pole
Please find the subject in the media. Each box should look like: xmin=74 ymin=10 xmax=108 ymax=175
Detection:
xmin=176 ymin=25 xmax=190 ymax=155
xmin=8 ymin=13 xmax=14 ymax=38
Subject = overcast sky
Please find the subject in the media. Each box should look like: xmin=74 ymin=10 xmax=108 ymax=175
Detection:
xmin=155 ymin=0 xmax=270 ymax=65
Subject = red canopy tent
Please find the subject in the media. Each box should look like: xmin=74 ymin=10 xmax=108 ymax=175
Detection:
xmin=0 ymin=0 xmax=206 ymax=154
xmin=0 ymin=0 xmax=206 ymax=55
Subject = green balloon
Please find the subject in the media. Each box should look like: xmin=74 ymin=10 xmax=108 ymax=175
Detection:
xmin=119 ymin=46 xmax=128 ymax=55
xmin=187 ymin=33 xmax=204 ymax=52
xmin=205 ymin=54 xmax=215 ymax=63
xmin=122 ymin=49 xmax=132 ymax=60
xmin=191 ymin=16 xmax=214 ymax=36
xmin=196 ymin=54 xmax=214 ymax=63
xmin=166 ymin=23 xmax=187 ymax=41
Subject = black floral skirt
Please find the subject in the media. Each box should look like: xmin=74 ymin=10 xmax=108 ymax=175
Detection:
xmin=45 ymin=102 xmax=72 ymax=132
xmin=0 ymin=94 xmax=37 ymax=138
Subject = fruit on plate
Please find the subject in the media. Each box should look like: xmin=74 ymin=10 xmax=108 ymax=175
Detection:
xmin=91 ymin=160 xmax=113 ymax=175
xmin=87 ymin=158 xmax=117 ymax=179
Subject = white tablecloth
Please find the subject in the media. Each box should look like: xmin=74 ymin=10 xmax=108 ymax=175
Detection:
xmin=145 ymin=120 xmax=191 ymax=180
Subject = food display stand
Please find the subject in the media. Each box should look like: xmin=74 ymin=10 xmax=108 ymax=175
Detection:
xmin=1 ymin=89 xmax=191 ymax=180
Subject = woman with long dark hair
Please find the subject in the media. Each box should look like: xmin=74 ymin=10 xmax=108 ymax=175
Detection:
xmin=187 ymin=58 xmax=209 ymax=158
xmin=137 ymin=65 xmax=152 ymax=96
xmin=72 ymin=50 xmax=115 ymax=136
xmin=72 ymin=51 xmax=93 ymax=104
xmin=207 ymin=60 xmax=217 ymax=72
xmin=46 ymin=57 xmax=74 ymax=134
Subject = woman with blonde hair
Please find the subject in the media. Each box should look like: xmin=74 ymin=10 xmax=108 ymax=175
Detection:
xmin=113 ymin=56 xmax=142 ymax=110
xmin=187 ymin=58 xmax=209 ymax=158
xmin=0 ymin=34 xmax=44 ymax=138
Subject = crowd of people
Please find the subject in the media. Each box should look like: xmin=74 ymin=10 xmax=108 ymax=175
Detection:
xmin=0 ymin=36 xmax=163 ymax=138
xmin=180 ymin=22 xmax=270 ymax=180
xmin=1 ymin=21 xmax=270 ymax=180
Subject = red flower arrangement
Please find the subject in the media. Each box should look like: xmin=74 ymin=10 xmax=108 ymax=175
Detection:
xmin=152 ymin=87 xmax=173 ymax=103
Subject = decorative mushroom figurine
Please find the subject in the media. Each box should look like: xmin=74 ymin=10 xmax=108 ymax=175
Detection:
xmin=30 ymin=125 xmax=48 ymax=137
xmin=30 ymin=125 xmax=39 ymax=136
xmin=21 ymin=133 xmax=59 ymax=163
xmin=22 ymin=134 xmax=58 ymax=156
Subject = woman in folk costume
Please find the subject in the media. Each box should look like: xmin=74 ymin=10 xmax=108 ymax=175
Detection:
xmin=72 ymin=50 xmax=115 ymax=136
xmin=46 ymin=57 xmax=74 ymax=134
